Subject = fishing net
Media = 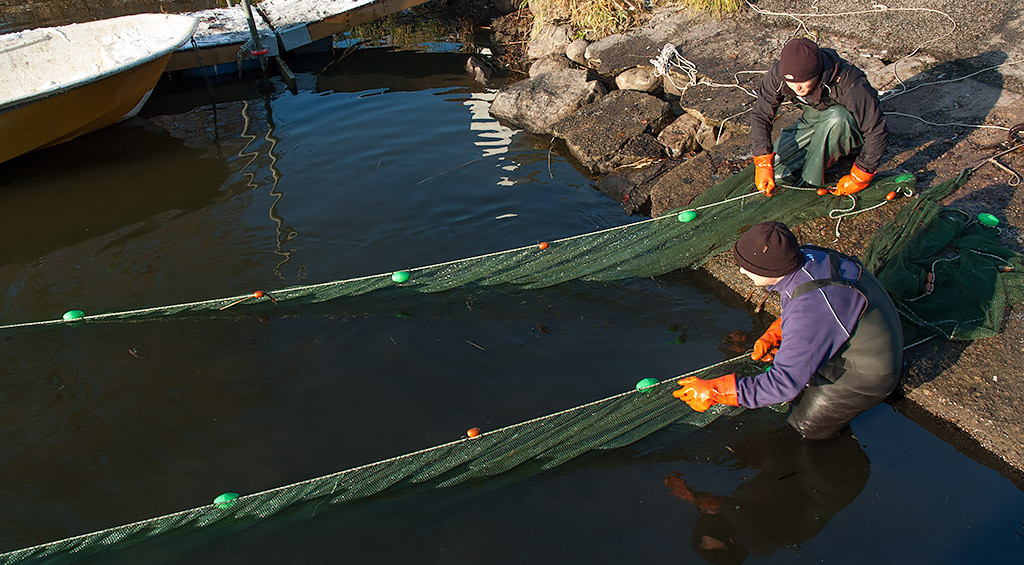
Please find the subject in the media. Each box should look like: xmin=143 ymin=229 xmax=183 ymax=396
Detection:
xmin=0 ymin=164 xmax=916 ymax=332
xmin=863 ymin=170 xmax=1024 ymax=341
xmin=0 ymin=355 xmax=777 ymax=563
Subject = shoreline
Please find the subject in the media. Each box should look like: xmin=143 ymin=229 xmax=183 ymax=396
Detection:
xmin=488 ymin=1 xmax=1024 ymax=481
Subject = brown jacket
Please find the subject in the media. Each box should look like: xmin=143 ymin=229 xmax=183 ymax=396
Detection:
xmin=750 ymin=48 xmax=888 ymax=174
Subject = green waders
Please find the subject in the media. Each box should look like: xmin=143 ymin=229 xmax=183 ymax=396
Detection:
xmin=773 ymin=104 xmax=863 ymax=187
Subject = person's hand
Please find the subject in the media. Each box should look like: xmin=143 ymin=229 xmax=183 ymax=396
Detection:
xmin=673 ymin=374 xmax=738 ymax=412
xmin=752 ymin=318 xmax=782 ymax=362
xmin=834 ymin=164 xmax=874 ymax=195
xmin=753 ymin=153 xmax=776 ymax=197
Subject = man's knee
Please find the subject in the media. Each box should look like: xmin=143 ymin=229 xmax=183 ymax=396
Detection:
xmin=819 ymin=105 xmax=856 ymax=131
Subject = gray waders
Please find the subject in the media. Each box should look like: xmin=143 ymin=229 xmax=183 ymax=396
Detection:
xmin=773 ymin=105 xmax=863 ymax=187
xmin=787 ymin=247 xmax=904 ymax=440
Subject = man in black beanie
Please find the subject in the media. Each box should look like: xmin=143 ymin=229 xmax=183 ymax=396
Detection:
xmin=673 ymin=222 xmax=903 ymax=440
xmin=750 ymin=38 xmax=888 ymax=197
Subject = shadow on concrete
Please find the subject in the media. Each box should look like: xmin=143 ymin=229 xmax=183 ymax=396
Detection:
xmin=884 ymin=51 xmax=1009 ymax=187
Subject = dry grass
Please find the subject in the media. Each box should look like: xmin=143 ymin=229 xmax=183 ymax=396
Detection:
xmin=528 ymin=0 xmax=741 ymax=40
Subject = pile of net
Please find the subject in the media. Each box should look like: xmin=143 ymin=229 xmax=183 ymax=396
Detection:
xmin=863 ymin=170 xmax=1024 ymax=341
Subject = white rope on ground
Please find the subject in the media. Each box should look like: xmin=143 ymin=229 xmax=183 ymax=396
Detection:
xmin=649 ymin=44 xmax=761 ymax=98
xmin=745 ymin=1 xmax=958 ymax=100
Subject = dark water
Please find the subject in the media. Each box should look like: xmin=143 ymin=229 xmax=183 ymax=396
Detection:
xmin=1 ymin=11 xmax=1023 ymax=565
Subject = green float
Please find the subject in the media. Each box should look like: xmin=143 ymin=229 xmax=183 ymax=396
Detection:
xmin=635 ymin=377 xmax=659 ymax=391
xmin=978 ymin=213 xmax=1000 ymax=227
xmin=677 ymin=210 xmax=697 ymax=223
xmin=892 ymin=173 xmax=916 ymax=184
xmin=62 ymin=310 xmax=84 ymax=321
xmin=214 ymin=492 xmax=239 ymax=509
xmin=391 ymin=271 xmax=410 ymax=283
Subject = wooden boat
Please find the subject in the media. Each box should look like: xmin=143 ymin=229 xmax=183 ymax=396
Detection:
xmin=0 ymin=13 xmax=198 ymax=164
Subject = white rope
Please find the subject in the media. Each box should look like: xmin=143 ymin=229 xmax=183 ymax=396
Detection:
xmin=649 ymin=44 xmax=760 ymax=98
xmin=650 ymin=43 xmax=699 ymax=94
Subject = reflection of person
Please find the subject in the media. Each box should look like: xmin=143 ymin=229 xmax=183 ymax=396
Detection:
xmin=665 ymin=425 xmax=870 ymax=563
xmin=751 ymin=38 xmax=888 ymax=195
xmin=673 ymin=222 xmax=903 ymax=440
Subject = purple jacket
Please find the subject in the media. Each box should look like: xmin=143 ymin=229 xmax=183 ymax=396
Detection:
xmin=736 ymin=248 xmax=868 ymax=408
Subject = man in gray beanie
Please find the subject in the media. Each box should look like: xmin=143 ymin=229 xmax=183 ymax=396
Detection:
xmin=674 ymin=222 xmax=903 ymax=440
xmin=750 ymin=38 xmax=888 ymax=197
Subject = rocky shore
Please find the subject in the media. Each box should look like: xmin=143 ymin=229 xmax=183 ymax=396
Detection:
xmin=480 ymin=1 xmax=1024 ymax=484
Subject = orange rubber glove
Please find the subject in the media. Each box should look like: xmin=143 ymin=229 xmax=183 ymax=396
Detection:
xmin=673 ymin=374 xmax=739 ymax=412
xmin=751 ymin=318 xmax=782 ymax=362
xmin=753 ymin=153 xmax=776 ymax=197
xmin=834 ymin=163 xmax=875 ymax=195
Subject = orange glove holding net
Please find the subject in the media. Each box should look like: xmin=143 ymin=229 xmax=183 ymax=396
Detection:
xmin=834 ymin=163 xmax=874 ymax=195
xmin=753 ymin=153 xmax=776 ymax=197
xmin=673 ymin=374 xmax=738 ymax=412
xmin=751 ymin=318 xmax=782 ymax=362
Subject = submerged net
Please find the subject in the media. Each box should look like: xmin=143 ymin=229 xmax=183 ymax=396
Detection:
xmin=0 ymin=164 xmax=917 ymax=332
xmin=863 ymin=170 xmax=1024 ymax=341
xmin=0 ymin=355 xmax=776 ymax=563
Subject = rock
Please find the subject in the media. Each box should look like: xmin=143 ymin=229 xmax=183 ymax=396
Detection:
xmin=584 ymin=32 xmax=665 ymax=77
xmin=529 ymin=54 xmax=572 ymax=78
xmin=866 ymin=54 xmax=938 ymax=94
xmin=648 ymin=133 xmax=748 ymax=216
xmin=616 ymin=66 xmax=661 ymax=92
xmin=466 ymin=55 xmax=493 ymax=86
xmin=489 ymin=69 xmax=606 ymax=134
xmin=595 ymin=160 xmax=673 ymax=215
xmin=527 ymin=23 xmax=571 ymax=60
xmin=490 ymin=0 xmax=518 ymax=14
xmin=566 ymin=38 xmax=588 ymax=65
xmin=550 ymin=90 xmax=669 ymax=173
xmin=697 ymin=119 xmax=731 ymax=151
xmin=657 ymin=112 xmax=702 ymax=157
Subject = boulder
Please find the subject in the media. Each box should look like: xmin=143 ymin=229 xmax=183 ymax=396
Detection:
xmin=529 ymin=54 xmax=573 ymax=78
xmin=657 ymin=112 xmax=702 ymax=157
xmin=648 ymin=134 xmax=748 ymax=216
xmin=466 ymin=55 xmax=493 ymax=86
xmin=595 ymin=158 xmax=673 ymax=215
xmin=527 ymin=23 xmax=572 ymax=60
xmin=584 ymin=32 xmax=665 ymax=77
xmin=566 ymin=38 xmax=589 ymax=65
xmin=550 ymin=90 xmax=669 ymax=173
xmin=615 ymin=66 xmax=661 ymax=92
xmin=489 ymin=69 xmax=606 ymax=134
xmin=490 ymin=0 xmax=517 ymax=14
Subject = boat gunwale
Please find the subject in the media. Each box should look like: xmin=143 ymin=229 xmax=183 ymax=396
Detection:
xmin=0 ymin=13 xmax=199 ymax=113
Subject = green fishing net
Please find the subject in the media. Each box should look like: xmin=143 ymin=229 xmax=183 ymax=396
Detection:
xmin=863 ymin=170 xmax=1024 ymax=341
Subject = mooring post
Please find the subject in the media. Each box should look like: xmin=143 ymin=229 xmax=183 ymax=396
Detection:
xmin=240 ymin=0 xmax=268 ymax=74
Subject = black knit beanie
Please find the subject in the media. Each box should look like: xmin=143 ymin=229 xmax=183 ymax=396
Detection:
xmin=733 ymin=222 xmax=805 ymax=277
xmin=779 ymin=38 xmax=823 ymax=82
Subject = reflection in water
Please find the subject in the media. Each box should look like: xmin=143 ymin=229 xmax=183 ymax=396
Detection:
xmin=0 ymin=119 xmax=230 ymax=267
xmin=665 ymin=425 xmax=870 ymax=563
